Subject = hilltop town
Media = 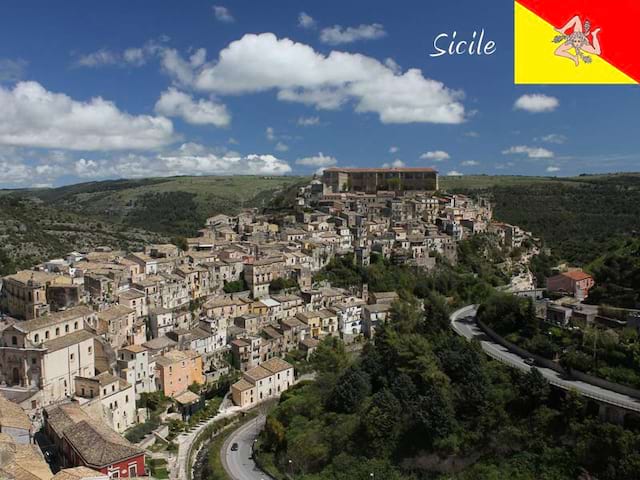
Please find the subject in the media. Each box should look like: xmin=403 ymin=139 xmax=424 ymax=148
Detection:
xmin=0 ymin=167 xmax=542 ymax=479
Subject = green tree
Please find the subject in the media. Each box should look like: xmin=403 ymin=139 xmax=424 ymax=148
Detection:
xmin=328 ymin=367 xmax=371 ymax=414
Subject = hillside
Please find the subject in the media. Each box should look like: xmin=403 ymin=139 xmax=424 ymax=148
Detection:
xmin=0 ymin=195 xmax=166 ymax=275
xmin=446 ymin=173 xmax=640 ymax=265
xmin=15 ymin=175 xmax=309 ymax=236
xmin=585 ymin=237 xmax=640 ymax=309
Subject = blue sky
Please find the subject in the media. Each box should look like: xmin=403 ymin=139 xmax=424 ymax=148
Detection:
xmin=0 ymin=0 xmax=638 ymax=187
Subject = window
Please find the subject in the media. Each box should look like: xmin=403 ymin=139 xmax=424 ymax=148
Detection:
xmin=74 ymin=321 xmax=78 ymax=330
xmin=45 ymin=331 xmax=50 ymax=340
xmin=70 ymin=353 xmax=75 ymax=361
xmin=34 ymin=334 xmax=39 ymax=343
xmin=88 ymin=346 xmax=92 ymax=354
xmin=31 ymin=357 xmax=36 ymax=365
xmin=55 ymin=327 xmax=60 ymax=336
xmin=65 ymin=325 xmax=69 ymax=333
xmin=11 ymin=336 xmax=17 ymax=345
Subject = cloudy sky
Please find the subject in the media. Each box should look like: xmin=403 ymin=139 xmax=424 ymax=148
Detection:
xmin=0 ymin=0 xmax=638 ymax=188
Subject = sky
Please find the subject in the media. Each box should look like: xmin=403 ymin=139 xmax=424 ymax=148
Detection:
xmin=0 ymin=0 xmax=638 ymax=188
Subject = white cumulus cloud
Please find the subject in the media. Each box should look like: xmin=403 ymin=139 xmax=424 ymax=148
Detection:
xmin=502 ymin=145 xmax=554 ymax=159
xmin=514 ymin=94 xmax=559 ymax=113
xmin=184 ymin=33 xmax=464 ymax=124
xmin=420 ymin=150 xmax=450 ymax=161
xmin=447 ymin=170 xmax=463 ymax=176
xmin=0 ymin=81 xmax=174 ymax=151
xmin=389 ymin=146 xmax=399 ymax=154
xmin=461 ymin=160 xmax=479 ymax=166
xmin=296 ymin=152 xmax=337 ymax=167
xmin=546 ymin=165 xmax=560 ymax=173
xmin=154 ymin=87 xmax=230 ymax=127
xmin=76 ymin=145 xmax=291 ymax=178
xmin=320 ymin=23 xmax=387 ymax=45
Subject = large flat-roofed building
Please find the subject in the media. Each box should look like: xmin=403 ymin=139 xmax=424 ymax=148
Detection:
xmin=322 ymin=167 xmax=438 ymax=194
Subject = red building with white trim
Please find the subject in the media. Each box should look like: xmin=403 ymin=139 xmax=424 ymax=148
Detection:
xmin=44 ymin=402 xmax=145 ymax=478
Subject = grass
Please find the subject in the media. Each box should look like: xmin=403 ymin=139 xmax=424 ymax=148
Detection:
xmin=147 ymin=458 xmax=169 ymax=479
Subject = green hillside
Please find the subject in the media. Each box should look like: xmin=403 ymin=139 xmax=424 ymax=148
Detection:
xmin=447 ymin=173 xmax=640 ymax=265
xmin=22 ymin=175 xmax=309 ymax=236
xmin=0 ymin=195 xmax=165 ymax=275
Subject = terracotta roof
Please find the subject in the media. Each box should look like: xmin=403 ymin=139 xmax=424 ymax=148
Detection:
xmin=0 ymin=435 xmax=52 ymax=480
xmin=244 ymin=365 xmax=273 ymax=382
xmin=45 ymin=402 xmax=142 ymax=468
xmin=231 ymin=378 xmax=254 ymax=392
xmin=63 ymin=420 xmax=142 ymax=467
xmin=43 ymin=329 xmax=94 ymax=353
xmin=174 ymin=390 xmax=201 ymax=405
xmin=18 ymin=306 xmax=94 ymax=332
xmin=96 ymin=305 xmax=134 ymax=322
xmin=0 ymin=393 xmax=31 ymax=431
xmin=260 ymin=357 xmax=293 ymax=374
xmin=120 ymin=344 xmax=147 ymax=354
xmin=52 ymin=467 xmax=107 ymax=480
xmin=562 ymin=270 xmax=593 ymax=281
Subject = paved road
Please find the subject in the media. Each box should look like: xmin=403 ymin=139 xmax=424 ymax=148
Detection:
xmin=451 ymin=305 xmax=640 ymax=413
xmin=221 ymin=414 xmax=271 ymax=480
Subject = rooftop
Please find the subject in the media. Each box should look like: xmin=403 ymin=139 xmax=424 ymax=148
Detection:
xmin=324 ymin=167 xmax=437 ymax=173
xmin=18 ymin=306 xmax=94 ymax=333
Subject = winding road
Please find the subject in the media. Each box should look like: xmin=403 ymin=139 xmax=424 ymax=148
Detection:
xmin=451 ymin=305 xmax=640 ymax=413
xmin=220 ymin=414 xmax=271 ymax=480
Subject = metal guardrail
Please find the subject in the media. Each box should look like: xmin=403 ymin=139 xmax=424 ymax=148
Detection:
xmin=450 ymin=305 xmax=640 ymax=414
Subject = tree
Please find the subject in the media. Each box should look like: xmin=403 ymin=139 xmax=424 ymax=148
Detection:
xmin=328 ymin=367 xmax=371 ymax=414
xmin=172 ymin=236 xmax=188 ymax=252
xmin=311 ymin=337 xmax=349 ymax=376
xmin=361 ymin=389 xmax=403 ymax=457
xmin=517 ymin=367 xmax=550 ymax=411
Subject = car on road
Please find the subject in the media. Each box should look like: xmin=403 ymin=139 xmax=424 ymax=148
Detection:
xmin=524 ymin=357 xmax=536 ymax=366
xmin=230 ymin=442 xmax=239 ymax=451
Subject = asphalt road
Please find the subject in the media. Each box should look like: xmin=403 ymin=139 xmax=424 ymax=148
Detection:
xmin=450 ymin=305 xmax=640 ymax=413
xmin=221 ymin=414 xmax=271 ymax=480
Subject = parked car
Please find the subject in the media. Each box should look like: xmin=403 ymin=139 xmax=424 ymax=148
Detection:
xmin=231 ymin=442 xmax=239 ymax=451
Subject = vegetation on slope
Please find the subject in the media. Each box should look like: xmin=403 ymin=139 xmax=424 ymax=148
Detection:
xmin=258 ymin=296 xmax=640 ymax=480
xmin=24 ymin=175 xmax=308 ymax=236
xmin=0 ymin=195 xmax=165 ymax=275
xmin=447 ymin=173 xmax=640 ymax=265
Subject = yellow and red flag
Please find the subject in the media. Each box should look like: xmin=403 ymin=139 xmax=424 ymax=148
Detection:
xmin=514 ymin=0 xmax=640 ymax=84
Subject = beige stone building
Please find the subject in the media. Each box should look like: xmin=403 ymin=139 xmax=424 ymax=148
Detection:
xmin=2 ymin=270 xmax=74 ymax=320
xmin=75 ymin=372 xmax=136 ymax=433
xmin=231 ymin=357 xmax=294 ymax=408
xmin=0 ymin=306 xmax=97 ymax=406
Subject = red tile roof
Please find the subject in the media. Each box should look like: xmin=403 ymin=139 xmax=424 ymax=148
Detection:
xmin=562 ymin=270 xmax=592 ymax=281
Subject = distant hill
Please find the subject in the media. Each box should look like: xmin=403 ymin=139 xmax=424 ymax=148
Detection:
xmin=12 ymin=175 xmax=309 ymax=237
xmin=445 ymin=173 xmax=640 ymax=265
xmin=0 ymin=195 xmax=166 ymax=275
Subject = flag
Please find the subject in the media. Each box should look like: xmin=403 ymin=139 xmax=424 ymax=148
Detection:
xmin=514 ymin=0 xmax=640 ymax=84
